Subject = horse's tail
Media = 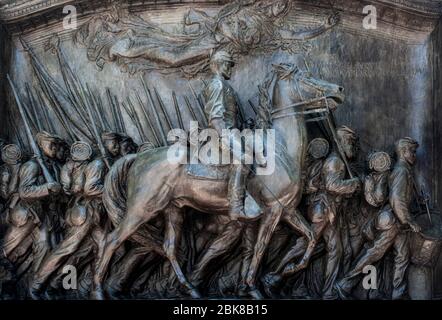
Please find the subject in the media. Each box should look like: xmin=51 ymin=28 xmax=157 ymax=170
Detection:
xmin=103 ymin=154 xmax=137 ymax=226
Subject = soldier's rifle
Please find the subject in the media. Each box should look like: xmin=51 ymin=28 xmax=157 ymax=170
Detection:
xmin=77 ymin=80 xmax=111 ymax=170
xmin=172 ymin=92 xmax=184 ymax=130
xmin=7 ymin=74 xmax=56 ymax=184
xmin=134 ymin=90 xmax=161 ymax=147
xmin=324 ymin=98 xmax=355 ymax=179
xmin=153 ymin=87 xmax=174 ymax=131
xmin=187 ymin=81 xmax=208 ymax=127
xmin=184 ymin=95 xmax=199 ymax=123
xmin=140 ymin=76 xmax=168 ymax=146
xmin=21 ymin=38 xmax=87 ymax=141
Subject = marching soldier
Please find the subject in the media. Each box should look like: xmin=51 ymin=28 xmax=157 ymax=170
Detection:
xmin=30 ymin=141 xmax=108 ymax=298
xmin=336 ymin=137 xmax=421 ymax=300
xmin=263 ymin=128 xmax=360 ymax=299
xmin=0 ymin=144 xmax=32 ymax=264
xmin=5 ymin=132 xmax=63 ymax=286
xmin=269 ymin=129 xmax=360 ymax=299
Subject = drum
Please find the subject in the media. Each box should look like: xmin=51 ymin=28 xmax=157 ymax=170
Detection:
xmin=410 ymin=211 xmax=442 ymax=268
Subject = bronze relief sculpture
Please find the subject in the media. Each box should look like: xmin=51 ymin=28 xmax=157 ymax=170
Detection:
xmin=0 ymin=0 xmax=441 ymax=301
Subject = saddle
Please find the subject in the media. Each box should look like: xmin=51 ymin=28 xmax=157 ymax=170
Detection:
xmin=185 ymin=163 xmax=263 ymax=220
xmin=185 ymin=163 xmax=230 ymax=181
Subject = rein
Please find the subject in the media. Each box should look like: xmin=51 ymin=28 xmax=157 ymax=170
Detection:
xmin=271 ymin=96 xmax=328 ymax=120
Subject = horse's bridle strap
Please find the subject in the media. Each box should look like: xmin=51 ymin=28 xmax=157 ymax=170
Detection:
xmin=270 ymin=96 xmax=328 ymax=116
xmin=272 ymin=108 xmax=327 ymax=120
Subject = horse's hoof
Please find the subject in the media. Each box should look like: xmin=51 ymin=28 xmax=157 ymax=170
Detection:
xmin=248 ymin=286 xmax=264 ymax=300
xmin=261 ymin=273 xmax=282 ymax=298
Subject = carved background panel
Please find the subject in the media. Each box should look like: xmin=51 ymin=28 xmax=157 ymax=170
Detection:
xmin=1 ymin=0 xmax=442 ymax=299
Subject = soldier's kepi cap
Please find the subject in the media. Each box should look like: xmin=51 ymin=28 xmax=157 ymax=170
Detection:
xmin=336 ymin=125 xmax=357 ymax=140
xmin=36 ymin=131 xmax=62 ymax=147
xmin=101 ymin=131 xmax=121 ymax=141
xmin=211 ymin=50 xmax=235 ymax=66
xmin=70 ymin=141 xmax=92 ymax=162
xmin=396 ymin=137 xmax=419 ymax=153
xmin=2 ymin=144 xmax=22 ymax=165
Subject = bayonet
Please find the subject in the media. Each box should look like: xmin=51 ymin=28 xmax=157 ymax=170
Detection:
xmin=135 ymin=91 xmax=160 ymax=147
xmin=77 ymin=80 xmax=111 ymax=169
xmin=153 ymin=87 xmax=173 ymax=131
xmin=140 ymin=76 xmax=168 ymax=146
xmin=184 ymin=95 xmax=199 ymax=123
xmin=172 ymin=92 xmax=184 ymax=130
xmin=187 ymin=80 xmax=208 ymax=127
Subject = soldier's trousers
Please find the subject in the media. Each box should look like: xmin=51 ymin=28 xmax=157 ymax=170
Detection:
xmin=2 ymin=219 xmax=36 ymax=259
xmin=337 ymin=224 xmax=409 ymax=299
xmin=277 ymin=218 xmax=343 ymax=299
xmin=32 ymin=218 xmax=93 ymax=289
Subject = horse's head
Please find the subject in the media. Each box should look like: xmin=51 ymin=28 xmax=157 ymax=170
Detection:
xmin=272 ymin=63 xmax=345 ymax=111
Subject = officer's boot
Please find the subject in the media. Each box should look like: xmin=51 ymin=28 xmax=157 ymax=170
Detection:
xmin=228 ymin=164 xmax=248 ymax=221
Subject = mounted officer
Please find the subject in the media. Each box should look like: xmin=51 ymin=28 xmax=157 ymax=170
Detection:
xmin=202 ymin=50 xmax=267 ymax=221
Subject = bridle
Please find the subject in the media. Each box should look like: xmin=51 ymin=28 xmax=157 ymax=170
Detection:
xmin=270 ymin=73 xmax=330 ymax=120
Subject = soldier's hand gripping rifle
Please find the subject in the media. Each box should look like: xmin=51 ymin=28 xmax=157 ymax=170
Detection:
xmin=324 ymin=97 xmax=355 ymax=179
xmin=7 ymin=74 xmax=57 ymax=184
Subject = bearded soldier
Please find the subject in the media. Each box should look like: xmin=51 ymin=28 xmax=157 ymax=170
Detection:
xmin=30 ymin=141 xmax=108 ymax=298
xmin=202 ymin=50 xmax=267 ymax=221
xmin=336 ymin=138 xmax=421 ymax=300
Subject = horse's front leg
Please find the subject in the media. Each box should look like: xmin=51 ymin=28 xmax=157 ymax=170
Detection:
xmin=245 ymin=204 xmax=284 ymax=299
xmin=281 ymin=208 xmax=317 ymax=270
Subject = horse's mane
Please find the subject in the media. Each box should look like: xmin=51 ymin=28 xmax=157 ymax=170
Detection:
xmin=255 ymin=63 xmax=298 ymax=129
xmin=255 ymin=78 xmax=273 ymax=129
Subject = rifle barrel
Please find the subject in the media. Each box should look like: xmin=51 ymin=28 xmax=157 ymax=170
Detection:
xmin=7 ymin=74 xmax=55 ymax=183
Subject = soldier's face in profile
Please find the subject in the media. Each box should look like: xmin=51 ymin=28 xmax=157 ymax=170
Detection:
xmin=56 ymin=144 xmax=68 ymax=162
xmin=41 ymin=141 xmax=58 ymax=159
xmin=404 ymin=145 xmax=417 ymax=165
xmin=341 ymin=136 xmax=357 ymax=160
xmin=220 ymin=61 xmax=233 ymax=80
xmin=104 ymin=139 xmax=120 ymax=157
xmin=120 ymin=140 xmax=136 ymax=155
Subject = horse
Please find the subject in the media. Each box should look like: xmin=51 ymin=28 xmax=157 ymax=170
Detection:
xmin=92 ymin=63 xmax=345 ymax=299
